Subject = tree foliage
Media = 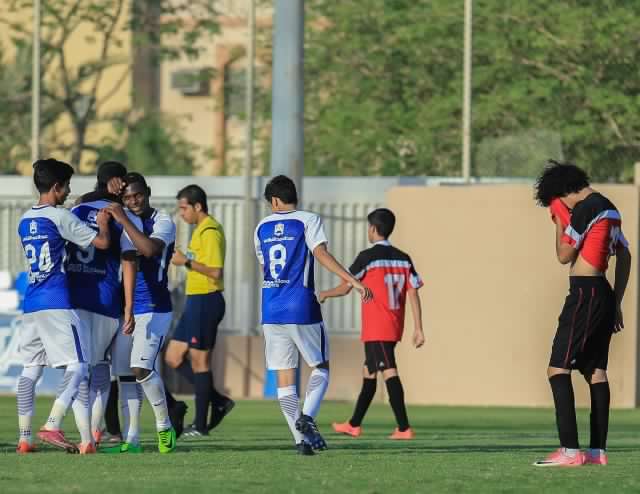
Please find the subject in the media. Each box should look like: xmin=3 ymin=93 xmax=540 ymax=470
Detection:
xmin=94 ymin=111 xmax=200 ymax=176
xmin=303 ymin=0 xmax=640 ymax=180
xmin=0 ymin=0 xmax=219 ymax=173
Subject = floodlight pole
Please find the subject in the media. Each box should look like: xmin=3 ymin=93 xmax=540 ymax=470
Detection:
xmin=462 ymin=0 xmax=472 ymax=183
xmin=31 ymin=0 xmax=41 ymax=163
xmin=243 ymin=0 xmax=257 ymax=336
xmin=270 ymin=0 xmax=304 ymax=196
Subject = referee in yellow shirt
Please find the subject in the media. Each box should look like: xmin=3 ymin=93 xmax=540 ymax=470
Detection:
xmin=165 ymin=185 xmax=234 ymax=438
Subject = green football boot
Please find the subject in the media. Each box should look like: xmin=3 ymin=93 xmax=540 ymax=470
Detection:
xmin=100 ymin=442 xmax=143 ymax=454
xmin=157 ymin=427 xmax=176 ymax=454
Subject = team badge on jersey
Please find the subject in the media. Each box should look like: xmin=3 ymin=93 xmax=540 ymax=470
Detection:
xmin=29 ymin=220 xmax=37 ymax=235
xmin=274 ymin=223 xmax=284 ymax=237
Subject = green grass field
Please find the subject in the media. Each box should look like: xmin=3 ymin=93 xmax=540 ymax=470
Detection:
xmin=1 ymin=397 xmax=640 ymax=493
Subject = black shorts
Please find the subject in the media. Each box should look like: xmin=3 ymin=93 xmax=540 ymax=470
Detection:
xmin=172 ymin=292 xmax=226 ymax=350
xmin=549 ymin=277 xmax=615 ymax=376
xmin=364 ymin=341 xmax=398 ymax=374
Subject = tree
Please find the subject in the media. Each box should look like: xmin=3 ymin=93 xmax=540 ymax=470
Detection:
xmin=302 ymin=0 xmax=640 ymax=180
xmin=1 ymin=0 xmax=219 ymax=172
xmin=94 ymin=111 xmax=202 ymax=175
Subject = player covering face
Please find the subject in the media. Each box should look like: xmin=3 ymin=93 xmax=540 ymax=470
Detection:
xmin=64 ymin=161 xmax=137 ymax=446
xmin=254 ymin=175 xmax=372 ymax=455
xmin=533 ymin=161 xmax=631 ymax=467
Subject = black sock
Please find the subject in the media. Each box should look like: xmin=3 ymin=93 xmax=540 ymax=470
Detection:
xmin=385 ymin=376 xmax=410 ymax=431
xmin=105 ymin=380 xmax=121 ymax=436
xmin=349 ymin=378 xmax=377 ymax=427
xmin=589 ymin=381 xmax=610 ymax=450
xmin=165 ymin=388 xmax=177 ymax=409
xmin=210 ymin=386 xmax=228 ymax=407
xmin=194 ymin=372 xmax=213 ymax=431
xmin=177 ymin=361 xmax=195 ymax=385
xmin=549 ymin=374 xmax=579 ymax=449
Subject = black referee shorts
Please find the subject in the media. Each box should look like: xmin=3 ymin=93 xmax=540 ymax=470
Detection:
xmin=364 ymin=341 xmax=398 ymax=375
xmin=173 ymin=291 xmax=226 ymax=350
xmin=549 ymin=276 xmax=615 ymax=377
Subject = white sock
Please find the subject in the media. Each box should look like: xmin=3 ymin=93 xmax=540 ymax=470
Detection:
xmin=17 ymin=366 xmax=43 ymax=444
xmin=71 ymin=377 xmax=92 ymax=444
xmin=89 ymin=364 xmax=111 ymax=434
xmin=564 ymin=448 xmax=580 ymax=457
xmin=45 ymin=363 xmax=87 ymax=431
xmin=302 ymin=368 xmax=329 ymax=418
xmin=277 ymin=385 xmax=303 ymax=444
xmin=119 ymin=380 xmax=142 ymax=445
xmin=588 ymin=448 xmax=606 ymax=456
xmin=138 ymin=371 xmax=171 ymax=431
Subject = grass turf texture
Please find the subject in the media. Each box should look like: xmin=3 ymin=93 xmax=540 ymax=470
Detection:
xmin=1 ymin=397 xmax=640 ymax=493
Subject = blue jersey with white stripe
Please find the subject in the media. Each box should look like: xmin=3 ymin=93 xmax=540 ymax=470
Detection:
xmin=127 ymin=209 xmax=175 ymax=314
xmin=66 ymin=200 xmax=138 ymax=318
xmin=18 ymin=205 xmax=96 ymax=313
xmin=254 ymin=210 xmax=327 ymax=325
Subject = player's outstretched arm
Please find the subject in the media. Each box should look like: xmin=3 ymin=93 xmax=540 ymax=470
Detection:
xmin=92 ymin=210 xmax=111 ymax=250
xmin=555 ymin=216 xmax=577 ymax=265
xmin=313 ymin=244 xmax=372 ymax=302
xmin=407 ymin=287 xmax=425 ymax=348
xmin=104 ymin=203 xmax=163 ymax=258
xmin=613 ymin=245 xmax=631 ymax=333
xmin=121 ymin=251 xmax=137 ymax=335
xmin=318 ymin=281 xmax=352 ymax=303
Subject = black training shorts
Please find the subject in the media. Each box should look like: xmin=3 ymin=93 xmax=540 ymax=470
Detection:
xmin=549 ymin=276 xmax=615 ymax=377
xmin=364 ymin=341 xmax=398 ymax=375
xmin=172 ymin=291 xmax=226 ymax=350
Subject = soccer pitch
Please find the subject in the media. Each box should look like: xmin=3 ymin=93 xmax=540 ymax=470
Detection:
xmin=1 ymin=397 xmax=640 ymax=493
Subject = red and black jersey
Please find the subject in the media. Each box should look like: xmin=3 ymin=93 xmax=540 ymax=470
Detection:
xmin=562 ymin=192 xmax=628 ymax=272
xmin=349 ymin=241 xmax=423 ymax=342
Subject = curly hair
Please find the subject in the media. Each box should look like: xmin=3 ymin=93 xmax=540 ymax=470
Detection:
xmin=534 ymin=160 xmax=590 ymax=207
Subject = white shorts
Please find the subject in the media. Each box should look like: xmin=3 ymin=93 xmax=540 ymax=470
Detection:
xmin=19 ymin=309 xmax=88 ymax=368
xmin=111 ymin=312 xmax=172 ymax=376
xmin=76 ymin=310 xmax=119 ymax=366
xmin=263 ymin=323 xmax=330 ymax=370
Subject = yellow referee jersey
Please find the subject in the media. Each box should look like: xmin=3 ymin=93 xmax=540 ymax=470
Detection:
xmin=186 ymin=215 xmax=225 ymax=295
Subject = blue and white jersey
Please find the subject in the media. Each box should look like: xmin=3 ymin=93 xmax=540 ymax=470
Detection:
xmin=18 ymin=205 xmax=97 ymax=313
xmin=124 ymin=209 xmax=175 ymax=315
xmin=254 ymin=210 xmax=328 ymax=325
xmin=66 ymin=200 xmax=139 ymax=318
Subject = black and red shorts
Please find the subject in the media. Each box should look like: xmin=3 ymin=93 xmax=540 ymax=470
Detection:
xmin=364 ymin=341 xmax=398 ymax=374
xmin=549 ymin=276 xmax=615 ymax=376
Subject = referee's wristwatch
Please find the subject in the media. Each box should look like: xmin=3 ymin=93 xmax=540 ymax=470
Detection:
xmin=185 ymin=259 xmax=192 ymax=270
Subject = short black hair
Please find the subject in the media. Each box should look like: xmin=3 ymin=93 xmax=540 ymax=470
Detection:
xmin=534 ymin=160 xmax=590 ymax=207
xmin=96 ymin=161 xmax=127 ymax=190
xmin=177 ymin=184 xmax=208 ymax=213
xmin=32 ymin=158 xmax=74 ymax=194
xmin=368 ymin=208 xmax=396 ymax=239
xmin=264 ymin=175 xmax=298 ymax=205
xmin=123 ymin=172 xmax=150 ymax=195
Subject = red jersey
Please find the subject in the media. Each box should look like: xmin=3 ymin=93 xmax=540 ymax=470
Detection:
xmin=562 ymin=192 xmax=628 ymax=271
xmin=349 ymin=241 xmax=423 ymax=342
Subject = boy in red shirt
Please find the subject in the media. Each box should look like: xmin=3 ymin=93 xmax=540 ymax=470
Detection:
xmin=533 ymin=161 xmax=631 ymax=467
xmin=319 ymin=208 xmax=425 ymax=439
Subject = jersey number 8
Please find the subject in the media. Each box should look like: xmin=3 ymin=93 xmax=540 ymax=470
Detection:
xmin=268 ymin=244 xmax=287 ymax=279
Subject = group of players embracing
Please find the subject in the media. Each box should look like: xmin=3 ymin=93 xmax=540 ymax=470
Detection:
xmin=16 ymin=158 xmax=204 ymax=455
